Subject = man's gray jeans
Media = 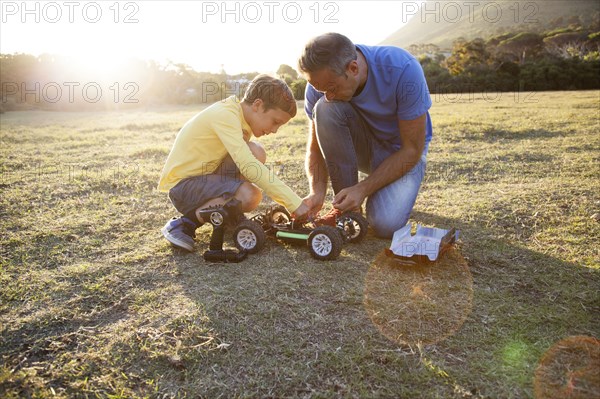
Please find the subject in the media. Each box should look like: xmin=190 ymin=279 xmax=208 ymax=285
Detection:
xmin=313 ymin=98 xmax=427 ymax=238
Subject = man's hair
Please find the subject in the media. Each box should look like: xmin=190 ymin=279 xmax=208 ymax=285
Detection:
xmin=243 ymin=74 xmax=297 ymax=117
xmin=298 ymin=32 xmax=358 ymax=76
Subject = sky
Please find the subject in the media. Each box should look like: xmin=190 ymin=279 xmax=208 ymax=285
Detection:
xmin=0 ymin=0 xmax=419 ymax=75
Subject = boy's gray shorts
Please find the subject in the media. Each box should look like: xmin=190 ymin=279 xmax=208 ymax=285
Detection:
xmin=168 ymin=156 xmax=244 ymax=216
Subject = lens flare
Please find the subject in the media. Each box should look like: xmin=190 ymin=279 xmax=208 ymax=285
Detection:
xmin=534 ymin=335 xmax=600 ymax=399
xmin=364 ymin=247 xmax=473 ymax=346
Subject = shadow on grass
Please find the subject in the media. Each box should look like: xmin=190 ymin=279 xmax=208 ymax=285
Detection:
xmin=2 ymin=209 xmax=597 ymax=398
xmin=409 ymin=210 xmax=600 ymax=396
xmin=439 ymin=126 xmax=567 ymax=144
xmin=0 ymin=253 xmax=189 ymax=397
xmin=480 ymin=127 xmax=567 ymax=142
xmin=165 ymin=209 xmax=599 ymax=397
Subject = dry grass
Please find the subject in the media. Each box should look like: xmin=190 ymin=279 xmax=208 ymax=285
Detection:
xmin=534 ymin=336 xmax=600 ymax=399
xmin=1 ymin=91 xmax=599 ymax=398
xmin=364 ymin=248 xmax=473 ymax=346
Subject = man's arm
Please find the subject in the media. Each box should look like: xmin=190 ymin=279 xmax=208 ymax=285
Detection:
xmin=333 ymin=113 xmax=427 ymax=211
xmin=303 ymin=120 xmax=329 ymax=215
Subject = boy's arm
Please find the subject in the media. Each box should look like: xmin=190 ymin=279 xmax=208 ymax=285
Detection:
xmin=212 ymin=113 xmax=303 ymax=213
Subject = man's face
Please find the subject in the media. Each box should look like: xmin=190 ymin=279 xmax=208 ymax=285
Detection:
xmin=250 ymin=103 xmax=291 ymax=138
xmin=307 ymin=66 xmax=360 ymax=102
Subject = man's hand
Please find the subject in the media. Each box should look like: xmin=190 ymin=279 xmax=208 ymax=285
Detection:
xmin=301 ymin=192 xmax=326 ymax=218
xmin=332 ymin=183 xmax=367 ymax=212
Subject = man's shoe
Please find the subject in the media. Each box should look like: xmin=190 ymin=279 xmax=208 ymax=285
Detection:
xmin=161 ymin=217 xmax=196 ymax=251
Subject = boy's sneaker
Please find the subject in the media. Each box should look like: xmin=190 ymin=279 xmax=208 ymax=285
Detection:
xmin=161 ymin=217 xmax=196 ymax=251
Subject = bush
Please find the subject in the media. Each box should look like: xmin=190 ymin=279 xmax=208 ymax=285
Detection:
xmin=290 ymin=79 xmax=307 ymax=101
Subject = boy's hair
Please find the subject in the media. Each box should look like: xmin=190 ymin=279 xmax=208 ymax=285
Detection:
xmin=243 ymin=74 xmax=297 ymax=118
xmin=298 ymin=32 xmax=357 ymax=76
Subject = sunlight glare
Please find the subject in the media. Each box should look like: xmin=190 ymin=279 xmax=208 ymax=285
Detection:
xmin=70 ymin=53 xmax=129 ymax=81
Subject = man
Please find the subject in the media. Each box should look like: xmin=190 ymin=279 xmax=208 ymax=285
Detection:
xmin=298 ymin=32 xmax=433 ymax=238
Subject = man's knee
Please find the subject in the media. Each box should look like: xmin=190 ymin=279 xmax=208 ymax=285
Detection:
xmin=366 ymin=189 xmax=414 ymax=238
xmin=367 ymin=211 xmax=409 ymax=239
xmin=235 ymin=182 xmax=262 ymax=212
xmin=314 ymin=98 xmax=353 ymax=128
xmin=365 ymin=160 xmax=426 ymax=238
xmin=248 ymin=141 xmax=266 ymax=164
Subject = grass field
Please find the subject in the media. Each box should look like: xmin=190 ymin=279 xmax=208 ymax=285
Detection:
xmin=1 ymin=91 xmax=599 ymax=398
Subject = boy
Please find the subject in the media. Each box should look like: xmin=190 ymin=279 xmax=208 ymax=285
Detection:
xmin=158 ymin=74 xmax=310 ymax=251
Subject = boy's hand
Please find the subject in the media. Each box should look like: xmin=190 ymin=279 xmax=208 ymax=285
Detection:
xmin=302 ymin=193 xmax=325 ymax=218
xmin=291 ymin=200 xmax=312 ymax=221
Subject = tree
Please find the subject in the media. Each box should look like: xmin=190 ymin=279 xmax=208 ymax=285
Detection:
xmin=497 ymin=32 xmax=543 ymax=65
xmin=549 ymin=16 xmax=564 ymax=29
xmin=544 ymin=32 xmax=590 ymax=59
xmin=445 ymin=38 xmax=490 ymax=76
xmin=591 ymin=11 xmax=600 ymax=30
xmin=276 ymin=64 xmax=298 ymax=80
xmin=290 ymin=79 xmax=307 ymax=100
xmin=567 ymin=15 xmax=582 ymax=28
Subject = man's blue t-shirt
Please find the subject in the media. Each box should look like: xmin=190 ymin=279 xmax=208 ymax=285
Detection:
xmin=304 ymin=44 xmax=433 ymax=149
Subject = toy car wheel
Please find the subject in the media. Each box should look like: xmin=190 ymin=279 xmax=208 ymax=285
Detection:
xmin=269 ymin=205 xmax=291 ymax=224
xmin=308 ymin=226 xmax=343 ymax=260
xmin=337 ymin=212 xmax=368 ymax=243
xmin=233 ymin=220 xmax=266 ymax=254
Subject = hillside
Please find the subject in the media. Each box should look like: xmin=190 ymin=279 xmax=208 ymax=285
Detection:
xmin=381 ymin=0 xmax=599 ymax=49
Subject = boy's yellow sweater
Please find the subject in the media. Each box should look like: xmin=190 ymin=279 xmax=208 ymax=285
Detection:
xmin=158 ymin=96 xmax=302 ymax=212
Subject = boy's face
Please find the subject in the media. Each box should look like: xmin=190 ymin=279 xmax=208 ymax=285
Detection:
xmin=249 ymin=100 xmax=291 ymax=137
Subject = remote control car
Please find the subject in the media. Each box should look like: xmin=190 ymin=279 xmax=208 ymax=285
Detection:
xmin=199 ymin=198 xmax=264 ymax=263
xmin=246 ymin=205 xmax=368 ymax=260
xmin=198 ymin=200 xmax=368 ymax=262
